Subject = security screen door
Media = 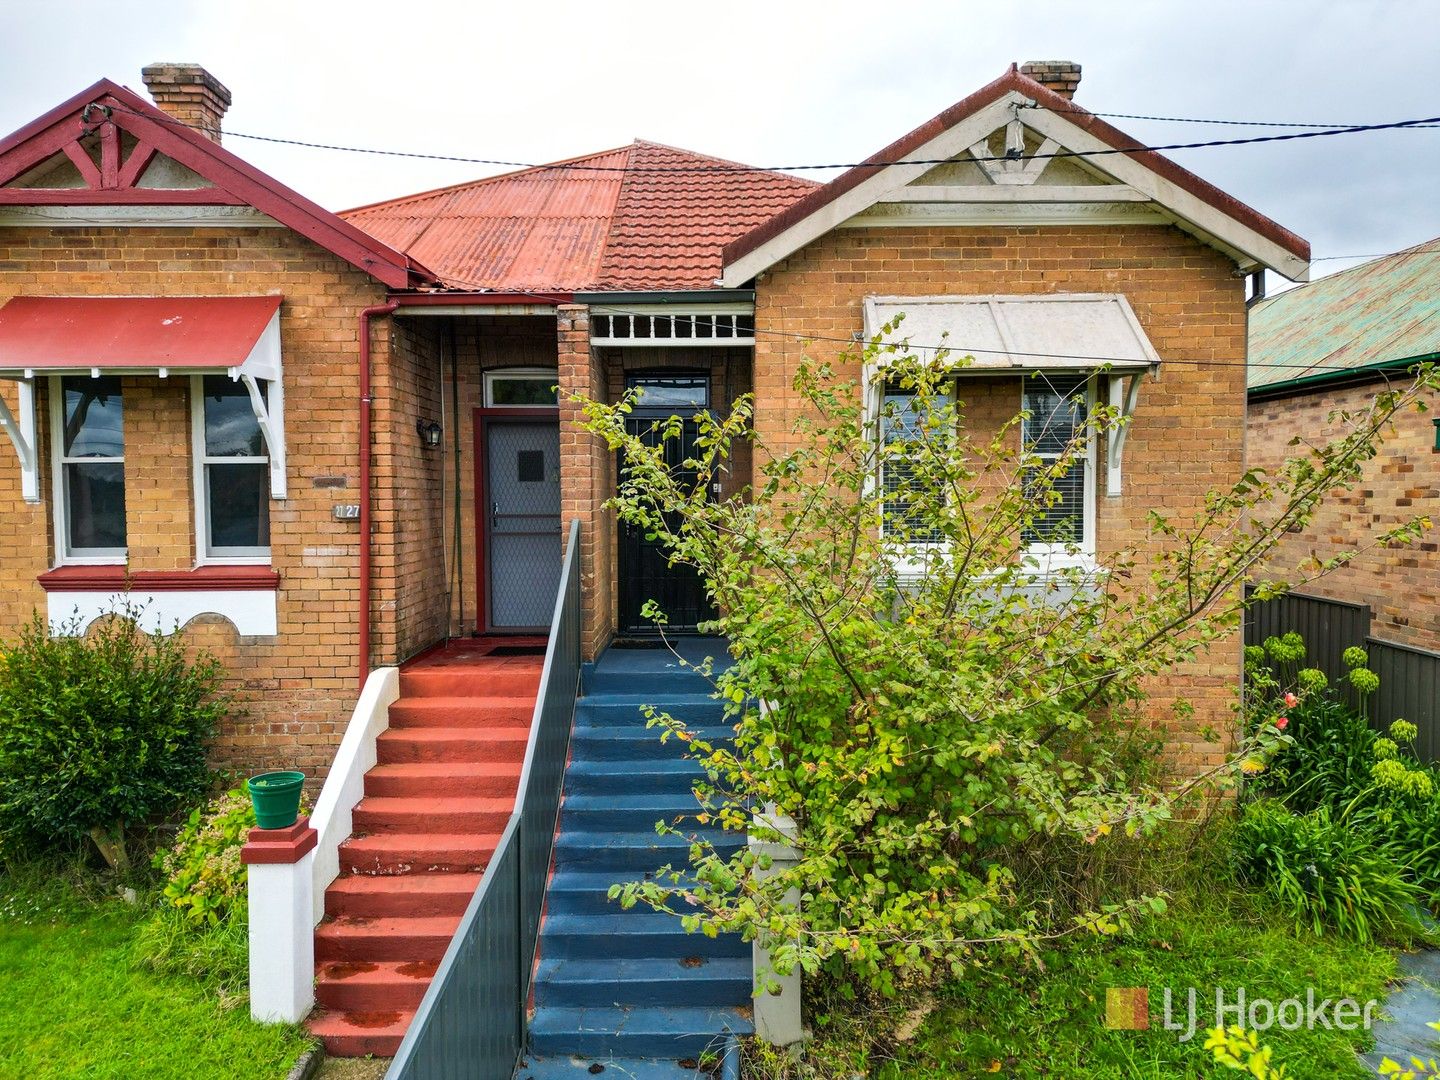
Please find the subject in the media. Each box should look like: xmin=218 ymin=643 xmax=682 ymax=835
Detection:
xmin=486 ymin=421 xmax=561 ymax=631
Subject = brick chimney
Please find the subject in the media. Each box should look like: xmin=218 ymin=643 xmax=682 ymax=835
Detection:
xmin=1020 ymin=60 xmax=1082 ymax=100
xmin=141 ymin=63 xmax=231 ymax=143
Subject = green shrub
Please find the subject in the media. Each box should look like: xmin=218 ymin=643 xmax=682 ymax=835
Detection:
xmin=133 ymin=786 xmax=263 ymax=994
xmin=0 ymin=606 xmax=228 ymax=868
xmin=1233 ymin=799 xmax=1422 ymax=943
xmin=154 ymin=786 xmax=253 ymax=927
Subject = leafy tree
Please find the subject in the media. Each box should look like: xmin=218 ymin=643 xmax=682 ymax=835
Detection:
xmin=572 ymin=332 xmax=1436 ymax=993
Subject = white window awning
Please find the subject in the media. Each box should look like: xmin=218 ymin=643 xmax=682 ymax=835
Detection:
xmin=862 ymin=293 xmax=1161 ymax=372
xmin=862 ymin=293 xmax=1162 ymax=497
xmin=0 ymin=295 xmax=287 ymax=499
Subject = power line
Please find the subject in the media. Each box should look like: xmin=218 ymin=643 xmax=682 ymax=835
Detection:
xmin=101 ymin=102 xmax=1440 ymax=174
xmin=1022 ymin=104 xmax=1440 ymax=130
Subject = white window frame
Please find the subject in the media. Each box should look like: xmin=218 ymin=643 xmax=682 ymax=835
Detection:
xmin=191 ymin=374 xmax=272 ymax=564
xmin=483 ymin=367 xmax=560 ymax=409
xmin=1020 ymin=372 xmax=1097 ymax=571
xmin=49 ymin=374 xmax=126 ymax=565
xmin=877 ymin=378 xmax=957 ymax=545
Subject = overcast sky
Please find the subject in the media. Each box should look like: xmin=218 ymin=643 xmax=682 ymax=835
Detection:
xmin=3 ymin=0 xmax=1437 ymax=285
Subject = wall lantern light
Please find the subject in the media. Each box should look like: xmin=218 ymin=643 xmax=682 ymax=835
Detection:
xmin=417 ymin=419 xmax=443 ymax=449
xmin=1432 ymin=417 xmax=1439 ymax=453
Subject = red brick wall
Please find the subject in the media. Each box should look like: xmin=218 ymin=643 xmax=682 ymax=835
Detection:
xmin=0 ymin=224 xmax=438 ymax=781
xmin=1249 ymin=379 xmax=1440 ymax=651
xmin=751 ymin=223 xmax=1250 ymax=774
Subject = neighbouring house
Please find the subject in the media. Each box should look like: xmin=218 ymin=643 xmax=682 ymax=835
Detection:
xmin=1249 ymin=239 xmax=1440 ymax=652
xmin=0 ymin=60 xmax=1311 ymax=1065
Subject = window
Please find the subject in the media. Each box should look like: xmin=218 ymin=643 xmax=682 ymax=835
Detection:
xmin=52 ymin=375 xmax=126 ymax=561
xmin=878 ymin=382 xmax=953 ymax=543
xmin=484 ymin=369 xmax=558 ymax=408
xmin=1021 ymin=373 xmax=1093 ymax=553
xmin=193 ymin=375 xmax=270 ymax=559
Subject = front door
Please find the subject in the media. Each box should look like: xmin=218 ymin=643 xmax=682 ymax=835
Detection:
xmin=485 ymin=420 xmax=561 ymax=631
xmin=618 ymin=373 xmax=718 ymax=635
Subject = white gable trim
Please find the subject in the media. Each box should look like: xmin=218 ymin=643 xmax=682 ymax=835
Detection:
xmin=719 ymin=94 xmax=1023 ymax=287
xmin=1019 ymin=107 xmax=1309 ymax=282
xmin=720 ymin=90 xmax=1309 ymax=286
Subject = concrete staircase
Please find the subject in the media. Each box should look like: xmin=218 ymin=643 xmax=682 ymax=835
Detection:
xmin=519 ymin=643 xmax=752 ymax=1079
xmin=308 ymin=645 xmax=543 ymax=1057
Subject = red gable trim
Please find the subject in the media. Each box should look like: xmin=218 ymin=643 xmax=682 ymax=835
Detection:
xmin=0 ymin=80 xmax=439 ymax=290
xmin=723 ymin=66 xmax=1310 ymax=271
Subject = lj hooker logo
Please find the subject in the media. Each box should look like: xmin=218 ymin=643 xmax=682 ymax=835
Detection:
xmin=1105 ymin=987 xmax=1149 ymax=1031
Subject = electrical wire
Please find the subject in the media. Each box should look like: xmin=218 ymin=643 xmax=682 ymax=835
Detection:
xmin=1020 ymin=104 xmax=1440 ymax=130
xmin=99 ymin=102 xmax=1440 ymax=174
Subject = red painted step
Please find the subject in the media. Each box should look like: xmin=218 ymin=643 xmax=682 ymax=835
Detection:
xmin=324 ymin=872 xmax=482 ymax=918
xmin=312 ymin=643 xmax=542 ymax=1057
xmin=315 ymin=915 xmax=463 ymax=963
xmin=376 ymin=726 xmax=529 ymax=765
xmin=387 ymin=695 xmax=535 ymax=727
xmin=315 ymin=960 xmax=438 ymax=1011
xmin=363 ymin=762 xmax=521 ymax=798
xmin=399 ymin=667 xmax=542 ymax=698
xmin=309 ymin=1007 xmax=416 ymax=1058
xmin=352 ymin=796 xmax=513 ymax=834
xmin=338 ymin=831 xmax=501 ymax=874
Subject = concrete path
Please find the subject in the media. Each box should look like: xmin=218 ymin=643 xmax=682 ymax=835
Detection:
xmin=1362 ymin=950 xmax=1440 ymax=1073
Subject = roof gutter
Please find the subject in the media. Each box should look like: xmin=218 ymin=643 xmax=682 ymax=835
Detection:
xmin=574 ymin=289 xmax=756 ymax=305
xmin=1248 ymin=352 xmax=1440 ymax=402
xmin=390 ymin=291 xmax=572 ymax=308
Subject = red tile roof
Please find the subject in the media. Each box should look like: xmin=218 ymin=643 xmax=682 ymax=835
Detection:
xmin=341 ymin=141 xmax=816 ymax=292
xmin=596 ymin=141 xmax=818 ymax=290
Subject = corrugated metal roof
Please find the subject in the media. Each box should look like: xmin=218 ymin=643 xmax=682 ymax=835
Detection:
xmin=0 ymin=295 xmax=282 ymax=371
xmin=1249 ymin=237 xmax=1440 ymax=391
xmin=342 ymin=147 xmax=630 ymax=292
xmin=340 ymin=142 xmax=816 ymax=292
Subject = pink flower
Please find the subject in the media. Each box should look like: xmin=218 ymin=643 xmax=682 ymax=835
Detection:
xmin=1276 ymin=716 xmax=1289 ymax=730
xmin=1284 ymin=693 xmax=1298 ymax=708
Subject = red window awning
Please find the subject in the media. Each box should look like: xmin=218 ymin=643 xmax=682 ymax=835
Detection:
xmin=0 ymin=295 xmax=283 ymax=374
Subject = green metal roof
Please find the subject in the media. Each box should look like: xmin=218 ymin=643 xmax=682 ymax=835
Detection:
xmin=1248 ymin=236 xmax=1440 ymax=394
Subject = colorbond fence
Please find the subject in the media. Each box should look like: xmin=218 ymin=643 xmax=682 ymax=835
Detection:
xmin=1245 ymin=589 xmax=1440 ymax=762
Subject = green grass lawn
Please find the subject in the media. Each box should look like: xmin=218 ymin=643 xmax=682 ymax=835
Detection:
xmin=0 ymin=864 xmax=313 ymax=1080
xmin=766 ymin=885 xmax=1406 ymax=1079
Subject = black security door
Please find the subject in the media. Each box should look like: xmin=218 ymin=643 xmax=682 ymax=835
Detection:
xmin=618 ymin=373 xmax=718 ymax=635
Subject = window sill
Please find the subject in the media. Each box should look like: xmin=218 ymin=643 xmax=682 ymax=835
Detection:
xmin=38 ymin=565 xmax=281 ymax=592
xmin=39 ymin=566 xmax=281 ymax=638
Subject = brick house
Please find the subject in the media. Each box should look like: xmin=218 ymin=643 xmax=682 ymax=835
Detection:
xmin=1249 ymin=238 xmax=1440 ymax=651
xmin=0 ymin=60 xmax=1309 ymax=784
xmin=0 ymin=60 xmax=1318 ymax=1060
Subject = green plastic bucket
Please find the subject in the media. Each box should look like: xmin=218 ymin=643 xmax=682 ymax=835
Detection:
xmin=247 ymin=771 xmax=305 ymax=830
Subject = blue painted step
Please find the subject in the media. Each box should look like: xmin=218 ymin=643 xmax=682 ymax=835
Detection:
xmin=554 ymin=830 xmax=744 ymax=872
xmin=562 ymin=758 xmax=709 ymax=796
xmin=541 ymin=912 xmax=749 ymax=961
xmin=560 ymin=793 xmax=710 ymax=832
xmin=528 ymin=1005 xmax=748 ymax=1059
xmin=570 ymin=725 xmax=735 ymax=760
xmin=524 ymin=642 xmax=752 ymax=1074
xmin=534 ymin=957 xmax=751 ymax=1007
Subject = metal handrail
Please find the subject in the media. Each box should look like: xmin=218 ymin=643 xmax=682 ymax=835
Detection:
xmin=388 ymin=519 xmax=582 ymax=1080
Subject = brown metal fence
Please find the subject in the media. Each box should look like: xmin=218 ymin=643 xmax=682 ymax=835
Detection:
xmin=1245 ymin=588 xmax=1440 ymax=762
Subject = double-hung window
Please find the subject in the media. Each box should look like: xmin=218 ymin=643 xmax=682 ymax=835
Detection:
xmin=193 ymin=375 xmax=270 ymax=560
xmin=1021 ymin=373 xmax=1094 ymax=558
xmin=879 ymin=382 xmax=953 ymax=543
xmin=52 ymin=375 xmax=127 ymax=561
